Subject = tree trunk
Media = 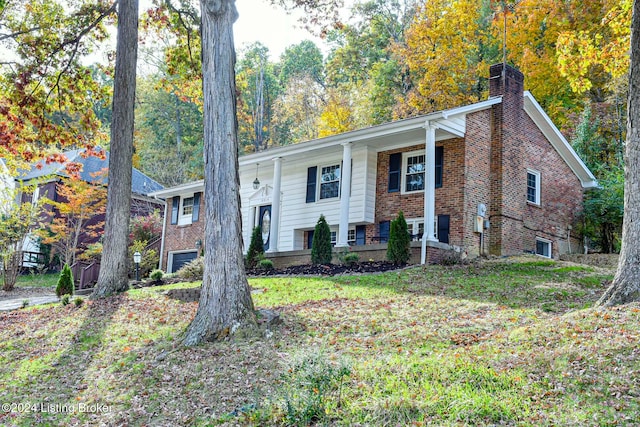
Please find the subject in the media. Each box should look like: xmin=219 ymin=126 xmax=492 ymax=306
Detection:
xmin=598 ymin=0 xmax=640 ymax=306
xmin=92 ymin=0 xmax=138 ymax=298
xmin=183 ymin=0 xmax=257 ymax=345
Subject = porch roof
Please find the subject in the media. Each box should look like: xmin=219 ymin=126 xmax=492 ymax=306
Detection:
xmin=238 ymin=97 xmax=503 ymax=166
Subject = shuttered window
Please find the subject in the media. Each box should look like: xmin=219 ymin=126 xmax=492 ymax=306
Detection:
xmin=306 ymin=167 xmax=317 ymax=203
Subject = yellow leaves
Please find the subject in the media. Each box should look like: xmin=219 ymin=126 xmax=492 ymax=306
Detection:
xmin=554 ymin=0 xmax=631 ymax=94
xmin=318 ymin=89 xmax=356 ymax=138
xmin=397 ymin=0 xmax=491 ymax=115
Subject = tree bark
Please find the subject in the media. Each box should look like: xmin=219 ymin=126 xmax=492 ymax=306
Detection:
xmin=183 ymin=0 xmax=257 ymax=345
xmin=92 ymin=0 xmax=138 ymax=298
xmin=598 ymin=0 xmax=640 ymax=306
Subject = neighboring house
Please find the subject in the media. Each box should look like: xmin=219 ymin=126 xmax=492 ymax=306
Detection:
xmin=0 ymin=159 xmax=16 ymax=215
xmin=150 ymin=64 xmax=597 ymax=273
xmin=17 ymin=148 xmax=164 ymax=268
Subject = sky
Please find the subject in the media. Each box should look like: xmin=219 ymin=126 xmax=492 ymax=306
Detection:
xmin=234 ymin=1 xmax=327 ymax=60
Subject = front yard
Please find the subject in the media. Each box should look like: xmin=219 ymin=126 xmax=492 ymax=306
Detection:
xmin=1 ymin=257 xmax=637 ymax=426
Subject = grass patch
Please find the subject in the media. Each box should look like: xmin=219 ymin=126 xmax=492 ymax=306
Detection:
xmin=15 ymin=272 xmax=58 ymax=288
xmin=2 ymin=257 xmax=635 ymax=426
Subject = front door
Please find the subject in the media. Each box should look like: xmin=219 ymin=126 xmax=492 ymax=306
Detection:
xmin=258 ymin=205 xmax=272 ymax=251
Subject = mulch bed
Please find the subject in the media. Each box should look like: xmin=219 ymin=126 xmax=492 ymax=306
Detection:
xmin=246 ymin=260 xmax=405 ymax=277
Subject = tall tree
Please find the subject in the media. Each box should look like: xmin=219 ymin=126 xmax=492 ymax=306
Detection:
xmin=598 ymin=0 xmax=640 ymax=306
xmin=183 ymin=0 xmax=257 ymax=345
xmin=135 ymin=76 xmax=204 ymax=186
xmin=396 ymin=0 xmax=497 ymax=117
xmin=92 ymin=0 xmax=139 ymax=297
xmin=236 ymin=42 xmax=278 ymax=151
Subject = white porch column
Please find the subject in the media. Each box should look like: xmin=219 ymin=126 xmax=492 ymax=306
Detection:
xmin=336 ymin=142 xmax=352 ymax=247
xmin=421 ymin=122 xmax=438 ymax=264
xmin=268 ymin=157 xmax=282 ymax=253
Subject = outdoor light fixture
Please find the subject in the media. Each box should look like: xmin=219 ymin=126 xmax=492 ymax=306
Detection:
xmin=195 ymin=239 xmax=202 ymax=251
xmin=133 ymin=251 xmax=142 ymax=281
xmin=253 ymin=163 xmax=260 ymax=189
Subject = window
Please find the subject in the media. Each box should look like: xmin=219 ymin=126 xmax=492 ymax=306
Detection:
xmin=397 ymin=147 xmax=444 ymax=194
xmin=406 ymin=215 xmax=450 ymax=243
xmin=405 ymin=154 xmax=425 ymax=192
xmin=182 ymin=197 xmax=194 ymax=216
xmin=536 ymin=238 xmax=552 ymax=258
xmin=406 ymin=218 xmax=426 ymax=240
xmin=330 ymin=228 xmax=356 ymax=245
xmin=173 ymin=193 xmax=201 ymax=226
xmin=320 ymin=164 xmax=341 ymax=199
xmin=527 ymin=170 xmax=540 ymax=205
xmin=406 ymin=217 xmax=440 ymax=241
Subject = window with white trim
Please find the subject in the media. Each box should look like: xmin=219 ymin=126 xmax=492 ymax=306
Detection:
xmin=403 ymin=152 xmax=425 ymax=193
xmin=536 ymin=238 xmax=552 ymax=258
xmin=178 ymin=196 xmax=194 ymax=225
xmin=527 ymin=169 xmax=540 ymax=205
xmin=320 ymin=164 xmax=341 ymax=199
xmin=406 ymin=217 xmax=438 ymax=240
xmin=330 ymin=228 xmax=356 ymax=245
xmin=182 ymin=197 xmax=194 ymax=216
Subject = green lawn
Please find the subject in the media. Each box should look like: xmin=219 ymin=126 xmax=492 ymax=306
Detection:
xmin=2 ymin=257 xmax=636 ymax=426
xmin=15 ymin=272 xmax=58 ymax=288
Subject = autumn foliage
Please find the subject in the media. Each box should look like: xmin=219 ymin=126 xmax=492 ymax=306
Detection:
xmin=39 ymin=176 xmax=107 ymax=267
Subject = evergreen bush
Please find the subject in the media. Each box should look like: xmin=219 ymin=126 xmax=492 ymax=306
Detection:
xmin=386 ymin=211 xmax=411 ymax=265
xmin=176 ymin=256 xmax=204 ymax=281
xmin=56 ymin=264 xmax=74 ymax=297
xmin=311 ymin=215 xmax=332 ymax=265
xmin=258 ymin=259 xmax=274 ymax=270
xmin=150 ymin=269 xmax=164 ymax=282
xmin=246 ymin=226 xmax=265 ymax=269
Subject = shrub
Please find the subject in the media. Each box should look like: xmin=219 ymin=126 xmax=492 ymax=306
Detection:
xmin=336 ymin=248 xmax=359 ymax=266
xmin=73 ymin=297 xmax=84 ymax=307
xmin=386 ymin=211 xmax=411 ymax=265
xmin=277 ymin=352 xmax=351 ymax=426
xmin=128 ymin=240 xmax=159 ymax=279
xmin=177 ymin=256 xmax=204 ymax=281
xmin=129 ymin=211 xmax=163 ymax=244
xmin=56 ymin=264 xmax=74 ymax=297
xmin=61 ymin=294 xmax=71 ymax=306
xmin=150 ymin=269 xmax=164 ymax=282
xmin=343 ymin=252 xmax=359 ymax=266
xmin=311 ymin=215 xmax=332 ymax=265
xmin=246 ymin=226 xmax=265 ymax=269
xmin=258 ymin=259 xmax=274 ymax=270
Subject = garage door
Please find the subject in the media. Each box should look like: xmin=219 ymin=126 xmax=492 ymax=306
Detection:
xmin=170 ymin=251 xmax=198 ymax=273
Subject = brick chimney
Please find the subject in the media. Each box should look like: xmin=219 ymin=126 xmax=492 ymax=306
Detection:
xmin=488 ymin=63 xmax=526 ymax=256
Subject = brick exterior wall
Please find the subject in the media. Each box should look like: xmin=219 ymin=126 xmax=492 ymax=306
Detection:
xmin=485 ymin=64 xmax=583 ymax=257
xmin=371 ymin=64 xmax=585 ymax=259
xmin=161 ymin=195 xmax=205 ymax=271
xmin=462 ymin=109 xmax=493 ymax=257
xmin=373 ymin=139 xmax=465 ymax=246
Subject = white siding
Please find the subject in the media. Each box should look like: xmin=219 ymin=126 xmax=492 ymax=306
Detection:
xmin=239 ymin=147 xmax=379 ymax=251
